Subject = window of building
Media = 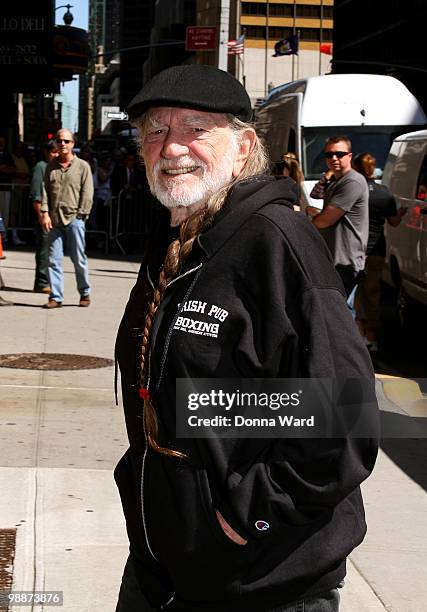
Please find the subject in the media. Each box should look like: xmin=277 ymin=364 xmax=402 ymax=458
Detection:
xmin=241 ymin=2 xmax=267 ymax=16
xmin=245 ymin=26 xmax=333 ymax=43
xmin=297 ymin=6 xmax=320 ymax=18
xmin=269 ymin=27 xmax=291 ymax=40
xmin=299 ymin=28 xmax=319 ymax=42
xmin=241 ymin=3 xmax=333 ymax=20
xmin=295 ymin=6 xmax=333 ymax=19
xmin=245 ymin=25 xmax=266 ymax=39
xmin=269 ymin=4 xmax=293 ymax=17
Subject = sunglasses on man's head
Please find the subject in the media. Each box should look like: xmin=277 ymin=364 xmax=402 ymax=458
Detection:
xmin=325 ymin=151 xmax=350 ymax=159
xmin=56 ymin=139 xmax=72 ymax=144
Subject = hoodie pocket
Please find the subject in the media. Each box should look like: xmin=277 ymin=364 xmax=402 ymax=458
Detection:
xmin=196 ymin=469 xmax=250 ymax=551
xmin=145 ymin=460 xmax=254 ymax=600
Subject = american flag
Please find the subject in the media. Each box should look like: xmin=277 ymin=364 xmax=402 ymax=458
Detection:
xmin=227 ymin=33 xmax=245 ymax=55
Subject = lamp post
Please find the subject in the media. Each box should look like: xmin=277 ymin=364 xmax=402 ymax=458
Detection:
xmin=55 ymin=4 xmax=74 ymax=26
xmin=51 ymin=4 xmax=75 ymax=136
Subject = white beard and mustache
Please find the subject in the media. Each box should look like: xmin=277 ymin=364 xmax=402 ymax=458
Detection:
xmin=145 ymin=139 xmax=239 ymax=210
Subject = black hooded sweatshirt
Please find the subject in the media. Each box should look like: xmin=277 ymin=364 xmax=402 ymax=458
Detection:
xmin=115 ymin=175 xmax=379 ymax=612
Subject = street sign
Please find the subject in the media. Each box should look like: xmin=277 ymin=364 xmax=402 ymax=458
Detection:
xmin=101 ymin=106 xmax=129 ymax=131
xmin=185 ymin=27 xmax=217 ymax=52
xmin=106 ymin=111 xmax=129 ymax=120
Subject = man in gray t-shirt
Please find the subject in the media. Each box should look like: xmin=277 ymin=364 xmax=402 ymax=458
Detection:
xmin=309 ymin=135 xmax=369 ymax=297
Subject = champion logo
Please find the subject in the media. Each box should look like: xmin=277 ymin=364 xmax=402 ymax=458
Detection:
xmin=255 ymin=520 xmax=270 ymax=531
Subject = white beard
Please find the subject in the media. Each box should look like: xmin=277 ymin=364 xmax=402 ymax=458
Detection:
xmin=146 ymin=141 xmax=238 ymax=210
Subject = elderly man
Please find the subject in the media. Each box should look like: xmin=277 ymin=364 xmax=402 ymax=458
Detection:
xmin=38 ymin=129 xmax=94 ymax=308
xmin=114 ymin=65 xmax=378 ymax=612
xmin=309 ymin=136 xmax=369 ymax=298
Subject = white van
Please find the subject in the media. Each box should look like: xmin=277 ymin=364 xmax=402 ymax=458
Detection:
xmin=255 ymin=74 xmax=427 ymax=209
xmin=382 ymin=129 xmax=427 ymax=306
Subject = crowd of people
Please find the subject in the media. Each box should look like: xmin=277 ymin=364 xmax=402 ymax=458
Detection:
xmin=0 ymin=125 xmax=404 ymax=334
xmin=0 ymin=136 xmax=147 ymax=244
xmin=273 ymin=138 xmax=403 ymax=354
xmin=0 ymin=133 xmax=151 ymax=306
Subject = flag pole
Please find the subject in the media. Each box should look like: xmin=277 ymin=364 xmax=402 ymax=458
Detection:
xmin=240 ymin=54 xmax=246 ymax=88
xmin=235 ymin=2 xmax=242 ymax=83
xmin=318 ymin=0 xmax=323 ymax=75
xmin=264 ymin=0 xmax=269 ymax=97
xmin=241 ymin=27 xmax=246 ymax=88
xmin=291 ymin=0 xmax=296 ymax=81
xmin=241 ymin=28 xmax=246 ymax=89
xmin=218 ymin=0 xmax=230 ymax=71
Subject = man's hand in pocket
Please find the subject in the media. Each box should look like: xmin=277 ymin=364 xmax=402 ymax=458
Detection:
xmin=215 ymin=510 xmax=247 ymax=545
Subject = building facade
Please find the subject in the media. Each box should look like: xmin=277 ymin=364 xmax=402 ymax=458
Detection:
xmin=83 ymin=0 xmax=334 ymax=137
xmin=240 ymin=0 xmax=333 ymax=105
xmin=196 ymin=0 xmax=334 ymax=106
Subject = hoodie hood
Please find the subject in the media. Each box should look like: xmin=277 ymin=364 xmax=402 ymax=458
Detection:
xmin=197 ymin=174 xmax=298 ymax=258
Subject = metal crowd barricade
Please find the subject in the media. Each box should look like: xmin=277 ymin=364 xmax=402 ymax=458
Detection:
xmin=113 ymin=187 xmax=155 ymax=255
xmin=2 ymin=183 xmax=111 ymax=254
xmin=85 ymin=202 xmax=110 ymax=254
xmin=0 ymin=183 xmax=33 ymax=233
xmin=1 ymin=183 xmax=155 ymax=256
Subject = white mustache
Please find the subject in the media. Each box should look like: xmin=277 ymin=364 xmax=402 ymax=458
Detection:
xmin=154 ymin=157 xmax=207 ymax=173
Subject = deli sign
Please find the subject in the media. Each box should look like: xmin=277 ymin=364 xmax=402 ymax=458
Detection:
xmin=185 ymin=27 xmax=217 ymax=51
xmin=0 ymin=0 xmax=54 ymax=91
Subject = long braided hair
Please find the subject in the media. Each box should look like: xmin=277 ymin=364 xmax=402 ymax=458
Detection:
xmin=136 ymin=113 xmax=269 ymax=458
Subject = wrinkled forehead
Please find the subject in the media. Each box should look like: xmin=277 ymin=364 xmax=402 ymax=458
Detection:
xmin=145 ymin=106 xmax=229 ymax=129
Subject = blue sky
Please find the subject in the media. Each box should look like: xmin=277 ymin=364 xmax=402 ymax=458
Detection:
xmin=56 ymin=0 xmax=89 ymax=133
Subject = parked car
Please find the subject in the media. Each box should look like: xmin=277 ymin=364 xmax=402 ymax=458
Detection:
xmin=382 ymin=129 xmax=427 ymax=307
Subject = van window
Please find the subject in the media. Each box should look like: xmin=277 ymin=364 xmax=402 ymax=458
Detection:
xmin=302 ymin=126 xmax=411 ymax=180
xmin=416 ymin=154 xmax=427 ymax=201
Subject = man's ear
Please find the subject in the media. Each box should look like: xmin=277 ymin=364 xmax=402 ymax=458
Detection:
xmin=232 ymin=128 xmax=257 ymax=177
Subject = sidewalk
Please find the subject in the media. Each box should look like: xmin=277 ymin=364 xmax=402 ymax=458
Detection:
xmin=0 ymin=250 xmax=426 ymax=611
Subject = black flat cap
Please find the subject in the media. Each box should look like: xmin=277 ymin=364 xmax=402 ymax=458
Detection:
xmin=127 ymin=64 xmax=253 ymax=122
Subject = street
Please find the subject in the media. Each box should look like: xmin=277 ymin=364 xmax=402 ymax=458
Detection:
xmin=0 ymin=249 xmax=426 ymax=611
